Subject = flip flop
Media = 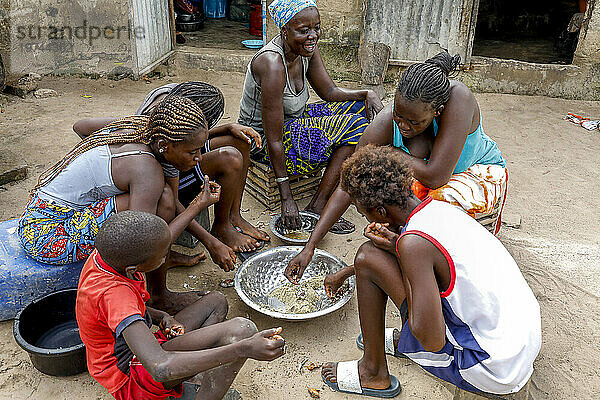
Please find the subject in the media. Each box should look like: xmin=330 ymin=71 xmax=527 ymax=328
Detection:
xmin=356 ymin=328 xmax=407 ymax=358
xmin=234 ymin=225 xmax=271 ymax=242
xmin=235 ymin=239 xmax=267 ymax=262
xmin=329 ymin=216 xmax=355 ymax=235
xmin=322 ymin=360 xmax=401 ymax=398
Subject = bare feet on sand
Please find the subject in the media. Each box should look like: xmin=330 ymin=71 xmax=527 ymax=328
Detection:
xmin=212 ymin=223 xmax=261 ymax=253
xmin=231 ymin=215 xmax=270 ymax=242
xmin=321 ymin=359 xmax=391 ymax=390
xmin=167 ymin=250 xmax=206 ymax=269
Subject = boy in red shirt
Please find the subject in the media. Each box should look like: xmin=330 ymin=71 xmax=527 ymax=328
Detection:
xmin=76 ymin=210 xmax=285 ymax=400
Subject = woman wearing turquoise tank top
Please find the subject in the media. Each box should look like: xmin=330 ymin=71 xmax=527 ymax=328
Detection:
xmin=286 ymin=52 xmax=509 ymax=284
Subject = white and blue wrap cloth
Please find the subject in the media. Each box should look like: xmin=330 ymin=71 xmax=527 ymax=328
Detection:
xmin=268 ymin=0 xmax=318 ymax=29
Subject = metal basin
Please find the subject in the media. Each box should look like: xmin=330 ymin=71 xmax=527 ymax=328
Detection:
xmin=234 ymin=246 xmax=355 ymax=320
xmin=269 ymin=211 xmax=319 ymax=245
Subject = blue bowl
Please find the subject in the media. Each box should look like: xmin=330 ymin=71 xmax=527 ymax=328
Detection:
xmin=242 ymin=39 xmax=263 ymax=49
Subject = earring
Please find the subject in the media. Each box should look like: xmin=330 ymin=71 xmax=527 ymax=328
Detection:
xmin=159 ymin=148 xmax=164 ymax=153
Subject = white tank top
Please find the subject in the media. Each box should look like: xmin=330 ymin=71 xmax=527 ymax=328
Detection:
xmin=37 ymin=144 xmax=154 ymax=210
xmin=400 ymin=198 xmax=541 ymax=393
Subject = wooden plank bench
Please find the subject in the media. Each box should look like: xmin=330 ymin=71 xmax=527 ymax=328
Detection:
xmin=244 ymin=160 xmax=323 ymax=210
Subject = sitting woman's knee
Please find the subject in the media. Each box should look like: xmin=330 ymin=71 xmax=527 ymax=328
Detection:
xmin=226 ymin=317 xmax=258 ymax=343
xmin=157 ymin=185 xmax=175 ymax=221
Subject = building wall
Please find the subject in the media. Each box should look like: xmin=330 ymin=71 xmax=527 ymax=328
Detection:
xmin=573 ymin=0 xmax=600 ymax=99
xmin=2 ymin=0 xmax=132 ymax=79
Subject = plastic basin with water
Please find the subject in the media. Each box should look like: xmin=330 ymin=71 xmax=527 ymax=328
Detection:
xmin=13 ymin=288 xmax=86 ymax=376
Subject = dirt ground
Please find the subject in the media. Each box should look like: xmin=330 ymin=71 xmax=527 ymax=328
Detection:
xmin=0 ymin=70 xmax=599 ymax=400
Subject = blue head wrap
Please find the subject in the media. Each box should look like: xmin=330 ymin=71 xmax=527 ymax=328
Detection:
xmin=268 ymin=0 xmax=318 ymax=29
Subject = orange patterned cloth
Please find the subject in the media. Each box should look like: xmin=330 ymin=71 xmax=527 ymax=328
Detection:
xmin=411 ymin=164 xmax=508 ymax=235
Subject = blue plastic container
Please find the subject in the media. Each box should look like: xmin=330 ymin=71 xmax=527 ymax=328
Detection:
xmin=204 ymin=0 xmax=227 ymax=18
xmin=0 ymin=219 xmax=84 ymax=321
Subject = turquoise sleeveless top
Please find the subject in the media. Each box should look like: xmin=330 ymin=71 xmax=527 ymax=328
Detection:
xmin=392 ymin=115 xmax=505 ymax=174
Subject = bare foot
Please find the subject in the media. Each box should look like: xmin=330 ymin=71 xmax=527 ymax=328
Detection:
xmin=321 ymin=359 xmax=391 ymax=390
xmin=212 ymin=223 xmax=260 ymax=253
xmin=231 ymin=214 xmax=270 ymax=242
xmin=167 ymin=250 xmax=206 ymax=269
xmin=148 ymin=291 xmax=205 ymax=315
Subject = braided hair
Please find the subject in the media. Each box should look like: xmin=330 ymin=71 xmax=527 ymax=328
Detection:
xmin=34 ymin=95 xmax=207 ymax=192
xmin=166 ymin=82 xmax=225 ymax=129
xmin=396 ymin=52 xmax=461 ymax=109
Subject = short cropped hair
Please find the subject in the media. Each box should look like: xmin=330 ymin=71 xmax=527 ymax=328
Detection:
xmin=95 ymin=210 xmax=170 ymax=268
xmin=340 ymin=145 xmax=413 ymax=210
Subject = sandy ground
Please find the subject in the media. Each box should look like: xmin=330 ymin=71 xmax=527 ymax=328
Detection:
xmin=0 ymin=70 xmax=599 ymax=400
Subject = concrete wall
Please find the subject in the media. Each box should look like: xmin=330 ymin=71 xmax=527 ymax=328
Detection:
xmin=2 ymin=0 xmax=132 ymax=79
xmin=573 ymin=0 xmax=600 ymax=99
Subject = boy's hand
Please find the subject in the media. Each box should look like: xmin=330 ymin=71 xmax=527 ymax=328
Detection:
xmin=159 ymin=315 xmax=185 ymax=339
xmin=229 ymin=123 xmax=262 ymax=149
xmin=244 ymin=327 xmax=285 ymax=361
xmin=324 ymin=270 xmax=347 ymax=299
xmin=364 ymin=222 xmax=399 ymax=254
xmin=207 ymin=240 xmax=237 ymax=272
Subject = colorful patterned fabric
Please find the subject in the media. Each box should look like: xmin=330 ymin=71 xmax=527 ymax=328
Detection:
xmin=18 ymin=193 xmax=116 ymax=265
xmin=411 ymin=164 xmax=508 ymax=235
xmin=256 ymin=100 xmax=369 ymax=175
xmin=268 ymin=0 xmax=318 ymax=28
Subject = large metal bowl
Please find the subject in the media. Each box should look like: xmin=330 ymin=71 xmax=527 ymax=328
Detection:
xmin=234 ymin=246 xmax=355 ymax=320
xmin=269 ymin=211 xmax=319 ymax=245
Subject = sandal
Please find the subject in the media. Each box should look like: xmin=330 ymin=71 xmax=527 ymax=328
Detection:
xmin=329 ymin=216 xmax=355 ymax=234
xmin=356 ymin=328 xmax=407 ymax=358
xmin=322 ymin=360 xmax=401 ymax=398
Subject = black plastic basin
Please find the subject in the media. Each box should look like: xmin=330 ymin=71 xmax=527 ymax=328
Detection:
xmin=13 ymin=288 xmax=87 ymax=376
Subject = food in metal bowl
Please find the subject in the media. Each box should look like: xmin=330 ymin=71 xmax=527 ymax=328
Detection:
xmin=234 ymin=246 xmax=355 ymax=320
xmin=270 ymin=211 xmax=319 ymax=245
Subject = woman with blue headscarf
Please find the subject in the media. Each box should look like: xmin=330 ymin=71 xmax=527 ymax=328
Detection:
xmin=238 ymin=0 xmax=384 ymax=233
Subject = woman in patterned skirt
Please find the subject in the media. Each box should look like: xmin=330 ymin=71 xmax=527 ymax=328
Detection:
xmin=238 ymin=0 xmax=383 ymax=233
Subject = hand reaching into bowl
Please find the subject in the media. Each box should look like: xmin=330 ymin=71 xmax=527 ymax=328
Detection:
xmin=324 ymin=265 xmax=355 ymax=299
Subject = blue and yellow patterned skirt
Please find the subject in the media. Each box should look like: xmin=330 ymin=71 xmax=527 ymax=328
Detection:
xmin=18 ymin=193 xmax=116 ymax=265
xmin=256 ymin=100 xmax=370 ymax=175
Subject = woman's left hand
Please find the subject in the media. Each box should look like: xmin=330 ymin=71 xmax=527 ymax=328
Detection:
xmin=229 ymin=123 xmax=262 ymax=149
xmin=365 ymin=90 xmax=384 ymax=121
xmin=159 ymin=315 xmax=185 ymax=339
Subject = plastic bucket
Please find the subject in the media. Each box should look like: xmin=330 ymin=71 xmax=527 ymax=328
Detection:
xmin=204 ymin=0 xmax=227 ymax=18
xmin=13 ymin=288 xmax=87 ymax=376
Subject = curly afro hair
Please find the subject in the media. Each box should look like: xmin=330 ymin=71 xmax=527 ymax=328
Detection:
xmin=340 ymin=145 xmax=413 ymax=210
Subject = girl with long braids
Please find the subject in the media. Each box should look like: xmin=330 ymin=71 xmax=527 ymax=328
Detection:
xmin=73 ymin=82 xmax=270 ymax=271
xmin=19 ymin=95 xmax=219 ymax=312
xmin=286 ymin=51 xmax=508 ymax=286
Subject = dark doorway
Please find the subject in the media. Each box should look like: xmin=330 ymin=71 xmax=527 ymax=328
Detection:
xmin=473 ymin=0 xmax=586 ymax=64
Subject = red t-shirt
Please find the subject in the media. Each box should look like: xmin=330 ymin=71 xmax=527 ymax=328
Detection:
xmin=75 ymin=250 xmax=151 ymax=394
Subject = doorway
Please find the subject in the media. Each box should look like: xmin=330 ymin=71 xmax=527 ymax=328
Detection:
xmin=174 ymin=0 xmax=263 ymax=51
xmin=472 ymin=0 xmax=586 ymax=64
